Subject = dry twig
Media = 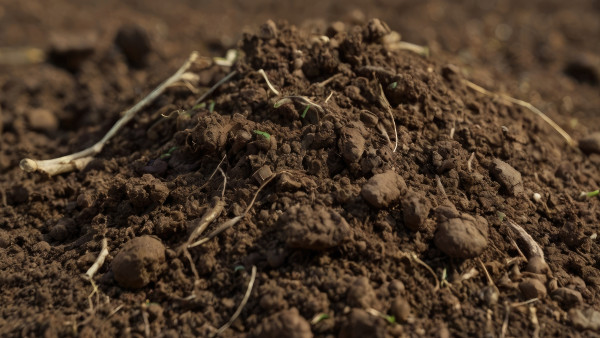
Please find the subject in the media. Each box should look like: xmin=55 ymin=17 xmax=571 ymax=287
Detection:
xmin=20 ymin=52 xmax=201 ymax=176
xmin=258 ymin=69 xmax=280 ymax=96
xmin=378 ymin=84 xmax=398 ymax=152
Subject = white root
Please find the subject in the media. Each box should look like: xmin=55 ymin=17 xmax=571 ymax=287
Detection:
xmin=20 ymin=52 xmax=201 ymax=176
xmin=85 ymin=238 xmax=108 ymax=280
xmin=258 ymin=69 xmax=280 ymax=96
xmin=210 ymin=265 xmax=257 ymax=337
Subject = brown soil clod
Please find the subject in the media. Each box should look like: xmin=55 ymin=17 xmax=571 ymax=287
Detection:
xmin=282 ymin=204 xmax=352 ymax=250
xmin=112 ymin=236 xmax=166 ymax=289
xmin=434 ymin=205 xmax=489 ymax=259
xmin=361 ymin=170 xmax=406 ymax=208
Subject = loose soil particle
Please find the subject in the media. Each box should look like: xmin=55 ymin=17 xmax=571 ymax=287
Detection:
xmin=1 ymin=2 xmax=600 ymax=337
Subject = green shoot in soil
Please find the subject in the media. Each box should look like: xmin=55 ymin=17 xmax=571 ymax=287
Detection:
xmin=310 ymin=313 xmax=330 ymax=325
xmin=208 ymin=100 xmax=215 ymax=113
xmin=160 ymin=146 xmax=178 ymax=159
xmin=253 ymin=130 xmax=271 ymax=140
xmin=497 ymin=211 xmax=506 ymax=222
xmin=234 ymin=265 xmax=245 ymax=272
xmin=301 ymin=105 xmax=311 ymax=118
xmin=389 ymin=81 xmax=398 ymax=89
xmin=193 ymin=102 xmax=206 ymax=110
xmin=581 ymin=190 xmax=599 ymax=198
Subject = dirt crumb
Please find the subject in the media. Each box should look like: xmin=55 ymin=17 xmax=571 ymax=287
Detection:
xmin=579 ymin=132 xmax=600 ymax=154
xmin=390 ymin=296 xmax=411 ymax=322
xmin=26 ymin=108 xmax=59 ymax=133
xmin=551 ymin=288 xmax=583 ymax=309
xmin=434 ymin=205 xmax=488 ymax=258
xmin=112 ymin=236 xmax=166 ymax=289
xmin=282 ymin=204 xmax=351 ymax=250
xmin=346 ymin=276 xmax=379 ymax=309
xmin=361 ymin=170 xmax=406 ymax=208
xmin=339 ymin=308 xmax=385 ymax=338
xmin=125 ymin=174 xmax=170 ymax=209
xmin=115 ymin=23 xmax=152 ymax=67
xmin=339 ymin=127 xmax=366 ymax=163
xmin=401 ymin=190 xmax=431 ymax=231
xmin=253 ymin=308 xmax=312 ymax=338
xmin=490 ymin=159 xmax=524 ymax=196
xmin=519 ymin=278 xmax=547 ymax=299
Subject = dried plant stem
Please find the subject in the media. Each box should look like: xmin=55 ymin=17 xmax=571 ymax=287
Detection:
xmin=20 ymin=52 xmax=200 ymax=176
xmin=378 ymin=84 xmax=398 ymax=152
xmin=505 ymin=218 xmax=545 ymax=263
xmin=211 ymin=265 xmax=257 ymax=337
xmin=463 ymin=79 xmax=575 ymax=147
xmin=84 ymin=238 xmax=108 ymax=280
xmin=258 ymin=69 xmax=280 ymax=96
xmin=387 ymin=41 xmax=430 ymax=57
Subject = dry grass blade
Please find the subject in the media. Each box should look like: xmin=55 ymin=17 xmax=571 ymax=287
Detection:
xmin=408 ymin=252 xmax=440 ymax=292
xmin=387 ymin=41 xmax=430 ymax=57
xmin=378 ymin=84 xmax=398 ymax=152
xmin=20 ymin=51 xmax=201 ymax=176
xmin=463 ymin=79 xmax=575 ymax=147
xmin=276 ymin=96 xmax=324 ymax=113
xmin=193 ymin=70 xmax=238 ymax=106
xmin=211 ymin=265 xmax=257 ymax=337
xmin=258 ymin=69 xmax=280 ymax=96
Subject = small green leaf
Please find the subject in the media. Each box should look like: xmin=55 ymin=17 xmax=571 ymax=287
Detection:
xmin=586 ymin=190 xmax=600 ymax=198
xmin=253 ymin=130 xmax=271 ymax=140
xmin=193 ymin=102 xmax=206 ymax=110
xmin=301 ymin=105 xmax=310 ymax=118
xmin=209 ymin=101 xmax=216 ymax=113
xmin=385 ymin=315 xmax=396 ymax=324
xmin=497 ymin=211 xmax=506 ymax=222
xmin=311 ymin=313 xmax=330 ymax=324
xmin=389 ymin=82 xmax=398 ymax=89
xmin=234 ymin=265 xmax=245 ymax=272
xmin=159 ymin=146 xmax=178 ymax=159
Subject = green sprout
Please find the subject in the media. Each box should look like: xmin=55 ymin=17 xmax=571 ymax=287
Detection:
xmin=208 ymin=100 xmax=216 ymax=113
xmin=253 ymin=130 xmax=271 ymax=140
xmin=301 ymin=105 xmax=311 ymax=118
xmin=389 ymin=82 xmax=398 ymax=89
xmin=234 ymin=265 xmax=245 ymax=273
xmin=193 ymin=102 xmax=206 ymax=110
xmin=159 ymin=146 xmax=178 ymax=159
xmin=581 ymin=190 xmax=600 ymax=198
xmin=385 ymin=315 xmax=396 ymax=325
xmin=497 ymin=211 xmax=506 ymax=222
xmin=310 ymin=313 xmax=330 ymax=325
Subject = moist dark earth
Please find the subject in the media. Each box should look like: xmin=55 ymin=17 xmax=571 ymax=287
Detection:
xmin=2 ymin=1 xmax=600 ymax=337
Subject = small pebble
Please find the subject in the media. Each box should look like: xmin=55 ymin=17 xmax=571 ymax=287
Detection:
xmin=519 ymin=278 xmax=547 ymax=299
xmin=551 ymin=287 xmax=583 ymax=309
xmin=361 ymin=170 xmax=406 ymax=208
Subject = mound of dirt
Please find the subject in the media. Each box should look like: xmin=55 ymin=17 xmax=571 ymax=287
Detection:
xmin=1 ymin=17 xmax=600 ymax=337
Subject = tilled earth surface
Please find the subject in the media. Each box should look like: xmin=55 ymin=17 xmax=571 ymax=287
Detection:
xmin=1 ymin=1 xmax=600 ymax=337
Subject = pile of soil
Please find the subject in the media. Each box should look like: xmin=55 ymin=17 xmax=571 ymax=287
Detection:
xmin=2 ymin=16 xmax=600 ymax=337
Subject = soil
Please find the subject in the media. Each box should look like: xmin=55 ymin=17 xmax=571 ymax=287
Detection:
xmin=2 ymin=1 xmax=600 ymax=337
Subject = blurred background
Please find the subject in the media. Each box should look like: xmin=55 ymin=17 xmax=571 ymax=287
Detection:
xmin=0 ymin=0 xmax=598 ymax=166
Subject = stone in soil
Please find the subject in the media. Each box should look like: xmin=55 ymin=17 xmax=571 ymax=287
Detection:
xmin=569 ymin=308 xmax=600 ymax=331
xmin=48 ymin=31 xmax=97 ymax=71
xmin=361 ymin=170 xmax=406 ymax=208
xmin=26 ymin=108 xmax=59 ymax=133
xmin=346 ymin=277 xmax=378 ymax=309
xmin=282 ymin=204 xmax=351 ymax=250
xmin=390 ymin=296 xmax=411 ymax=322
xmin=112 ymin=236 xmax=166 ymax=289
xmin=115 ymin=24 xmax=153 ymax=67
xmin=490 ymin=159 xmax=524 ymax=196
xmin=253 ymin=308 xmax=312 ymax=338
xmin=434 ymin=205 xmax=488 ymax=258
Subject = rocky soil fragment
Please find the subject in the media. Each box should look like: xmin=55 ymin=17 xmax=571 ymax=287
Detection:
xmin=112 ymin=236 xmax=166 ymax=289
xmin=490 ymin=159 xmax=524 ymax=196
xmin=434 ymin=205 xmax=488 ymax=258
xmin=361 ymin=170 xmax=406 ymax=208
xmin=339 ymin=127 xmax=366 ymax=163
xmin=339 ymin=309 xmax=385 ymax=338
xmin=519 ymin=278 xmax=547 ymax=299
xmin=282 ymin=204 xmax=351 ymax=250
